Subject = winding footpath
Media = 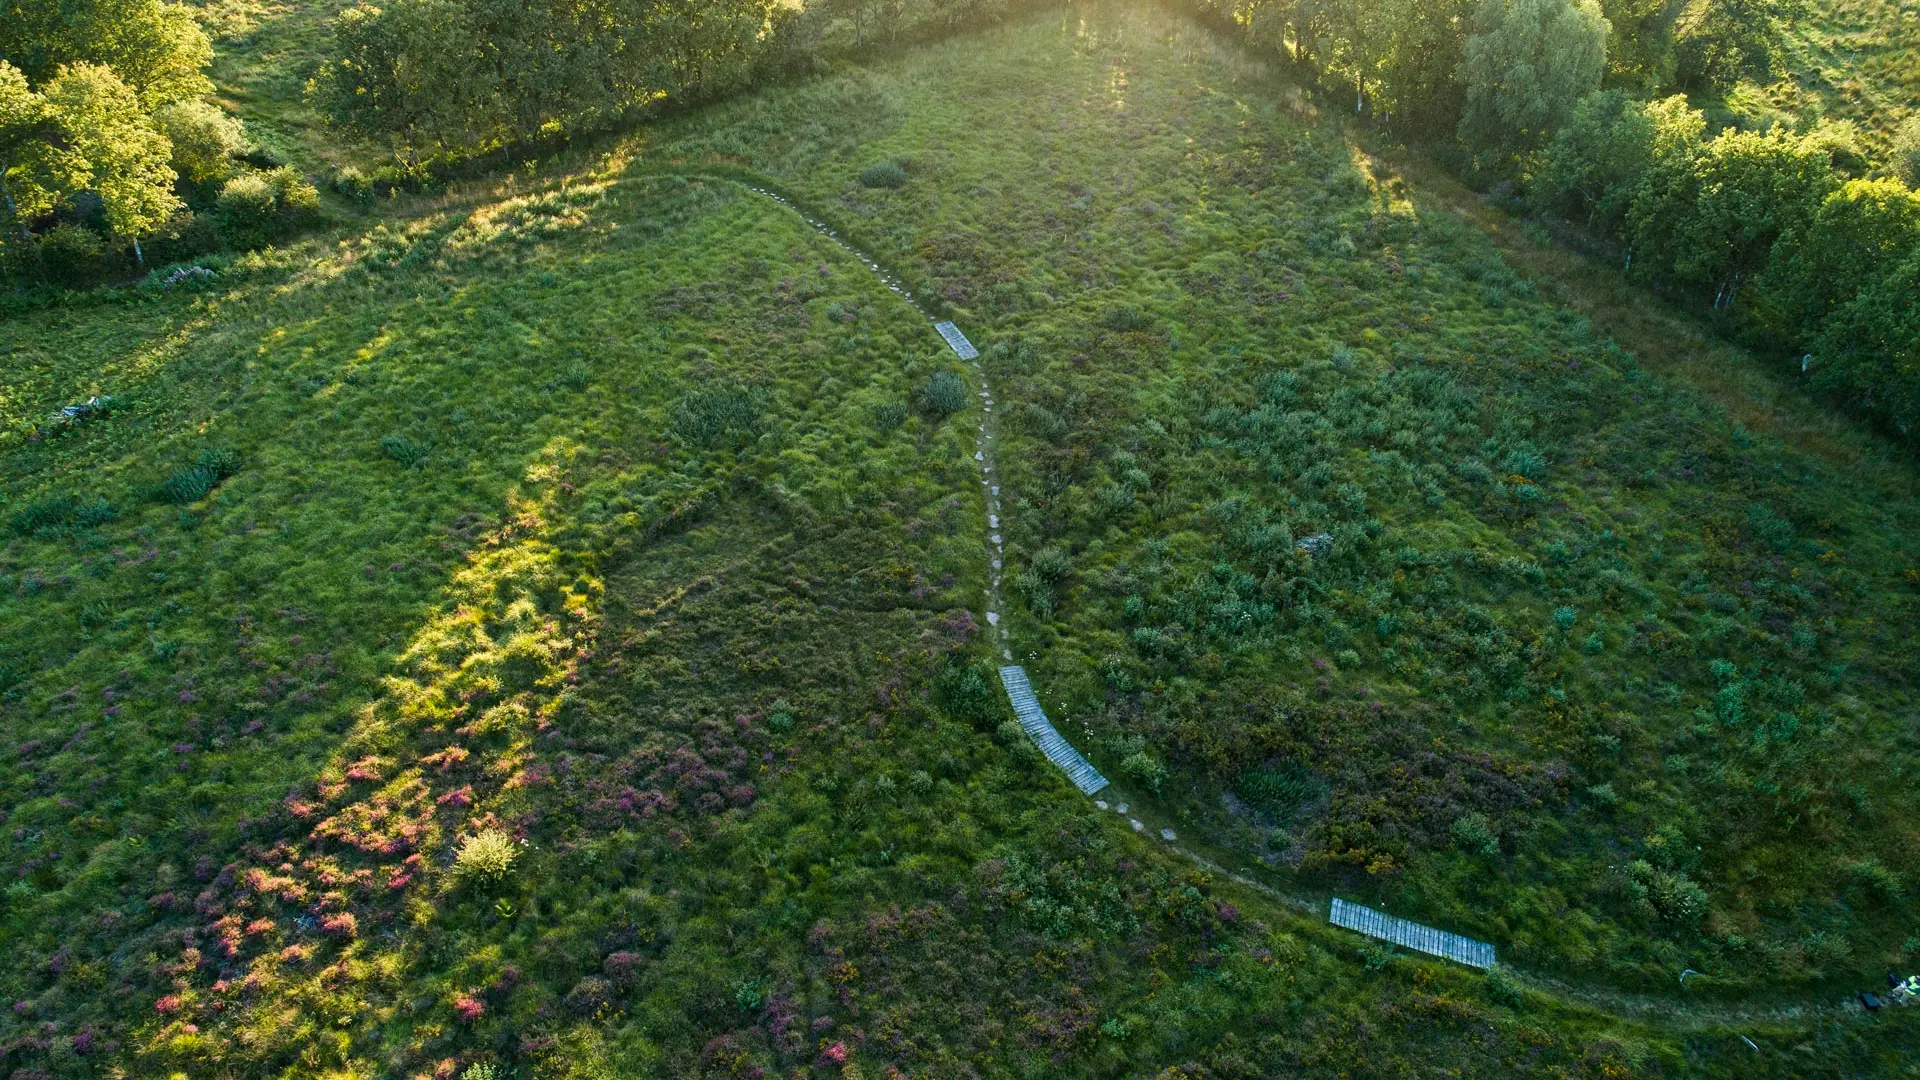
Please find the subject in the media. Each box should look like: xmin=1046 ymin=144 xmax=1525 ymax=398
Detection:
xmin=643 ymin=168 xmax=1865 ymax=1036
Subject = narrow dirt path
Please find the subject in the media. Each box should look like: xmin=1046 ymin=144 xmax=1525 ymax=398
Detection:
xmin=636 ymin=166 xmax=1868 ymax=1034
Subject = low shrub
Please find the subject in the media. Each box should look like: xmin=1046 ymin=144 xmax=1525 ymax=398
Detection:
xmin=1120 ymin=750 xmax=1168 ymax=793
xmin=37 ymin=224 xmax=110 ymax=286
xmin=1451 ymin=811 xmax=1500 ymax=856
xmin=1014 ymin=569 xmax=1054 ymax=617
xmin=1233 ymin=762 xmax=1320 ymax=820
xmin=332 ymin=167 xmax=375 ymax=205
xmin=452 ymin=829 xmax=519 ymax=882
xmin=379 ymin=434 xmax=432 ymax=468
xmin=1485 ymin=966 xmax=1525 ymax=1009
xmin=8 ymin=493 xmax=115 ymax=536
xmin=858 ymin=160 xmax=908 ymax=188
xmin=936 ymin=661 xmax=998 ymax=728
xmin=918 ymin=371 xmax=969 ymax=417
xmin=154 ymin=101 xmax=249 ymax=187
xmin=1030 ymin=546 xmax=1071 ymax=582
xmin=767 ymin=698 xmax=797 ymax=733
xmin=216 ymin=166 xmax=322 ymax=249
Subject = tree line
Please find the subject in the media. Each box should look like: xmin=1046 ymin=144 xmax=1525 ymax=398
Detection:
xmin=1183 ymin=0 xmax=1920 ymax=439
xmin=309 ymin=0 xmax=1050 ymax=155
xmin=1 ymin=0 xmax=319 ymax=286
xmin=4 ymin=0 xmax=1916 ymax=437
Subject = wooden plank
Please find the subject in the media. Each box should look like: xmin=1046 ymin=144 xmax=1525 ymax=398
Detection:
xmin=1328 ymin=897 xmax=1495 ymax=970
xmin=935 ymin=321 xmax=980 ymax=360
xmin=998 ymin=665 xmax=1109 ymax=795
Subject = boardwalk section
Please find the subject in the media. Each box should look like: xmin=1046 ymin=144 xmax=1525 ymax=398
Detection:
xmin=935 ymin=320 xmax=980 ymax=359
xmin=998 ymin=666 xmax=1109 ymax=795
xmin=1329 ymin=897 xmax=1496 ymax=969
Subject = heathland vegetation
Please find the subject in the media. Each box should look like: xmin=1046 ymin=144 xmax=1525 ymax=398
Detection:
xmin=4 ymin=0 xmax=1920 ymax=1078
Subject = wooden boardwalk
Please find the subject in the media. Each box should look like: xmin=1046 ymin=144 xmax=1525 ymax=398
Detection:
xmin=999 ymin=666 xmax=1109 ymax=795
xmin=1329 ymin=897 xmax=1496 ymax=968
xmin=935 ymin=320 xmax=980 ymax=359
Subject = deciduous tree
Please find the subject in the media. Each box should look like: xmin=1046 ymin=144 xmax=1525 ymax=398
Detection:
xmin=1760 ymin=177 xmax=1920 ymax=337
xmin=1457 ymin=0 xmax=1610 ymax=161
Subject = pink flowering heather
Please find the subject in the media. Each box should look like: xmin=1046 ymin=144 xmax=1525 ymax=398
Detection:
xmin=452 ymin=993 xmax=485 ymax=1021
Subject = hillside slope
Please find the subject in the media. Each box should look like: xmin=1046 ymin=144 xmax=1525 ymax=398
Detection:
xmin=2 ymin=6 xmax=1917 ymax=1078
xmin=641 ymin=7 xmax=1920 ymax=992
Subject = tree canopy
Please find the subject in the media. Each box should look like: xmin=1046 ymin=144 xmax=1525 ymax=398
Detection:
xmin=1456 ymin=0 xmax=1610 ymax=159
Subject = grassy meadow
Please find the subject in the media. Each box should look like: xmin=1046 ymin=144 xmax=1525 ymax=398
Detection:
xmin=642 ymin=7 xmax=1920 ymax=988
xmin=3 ymin=5 xmax=1919 ymax=1078
xmin=1769 ymin=0 xmax=1920 ymax=150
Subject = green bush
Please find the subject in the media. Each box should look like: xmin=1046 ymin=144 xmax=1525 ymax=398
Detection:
xmin=154 ymin=101 xmax=249 ymax=187
xmin=1014 ymin=569 xmax=1055 ymax=617
xmin=1120 ymin=751 xmax=1168 ymax=793
xmin=766 ymin=698 xmax=796 ymax=733
xmin=996 ymin=718 xmax=1030 ymax=749
xmin=453 ymin=829 xmax=519 ymax=882
xmin=216 ymin=166 xmax=321 ymax=249
xmin=332 ymin=166 xmax=375 ymax=205
xmin=36 ymin=224 xmax=109 ymax=286
xmin=1889 ymin=115 xmax=1920 ymax=187
xmin=936 ymin=661 xmax=999 ymax=728
xmin=1846 ymin=858 xmax=1903 ymax=901
xmin=379 ymin=434 xmax=431 ymax=468
xmin=858 ymin=160 xmax=908 ymax=188
xmin=8 ymin=493 xmax=115 ymax=536
xmin=918 ymin=371 xmax=969 ymax=417
xmin=1233 ymin=762 xmax=1320 ymax=820
xmin=1485 ymin=966 xmax=1525 ymax=1009
xmin=1451 ymin=811 xmax=1500 ymax=856
xmin=1030 ymin=546 xmax=1071 ymax=582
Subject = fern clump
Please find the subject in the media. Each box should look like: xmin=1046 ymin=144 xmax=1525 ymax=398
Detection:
xmin=453 ymin=829 xmax=519 ymax=882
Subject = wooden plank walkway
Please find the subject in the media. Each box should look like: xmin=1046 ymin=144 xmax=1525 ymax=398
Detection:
xmin=935 ymin=321 xmax=980 ymax=360
xmin=999 ymin=666 xmax=1109 ymax=795
xmin=1329 ymin=897 xmax=1496 ymax=969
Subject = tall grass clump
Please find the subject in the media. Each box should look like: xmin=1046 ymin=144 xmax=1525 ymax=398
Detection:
xmin=858 ymin=160 xmax=908 ymax=188
xmin=156 ymin=447 xmax=241 ymax=504
xmin=918 ymin=371 xmax=969 ymax=418
xmin=671 ymin=386 xmax=764 ymax=447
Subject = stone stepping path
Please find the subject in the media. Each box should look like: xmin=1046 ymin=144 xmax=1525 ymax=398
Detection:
xmin=625 ymin=172 xmax=1920 ymax=1019
xmin=719 ymin=176 xmax=1116 ymax=801
xmin=999 ymin=666 xmax=1110 ymax=795
xmin=1329 ymin=897 xmax=1496 ymax=969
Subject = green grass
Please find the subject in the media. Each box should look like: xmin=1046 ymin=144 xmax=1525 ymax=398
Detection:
xmin=1749 ymin=0 xmax=1920 ymax=153
xmin=186 ymin=0 xmax=379 ymax=173
xmin=3 ymin=5 xmax=1919 ymax=1078
xmin=641 ymin=7 xmax=1920 ymax=994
